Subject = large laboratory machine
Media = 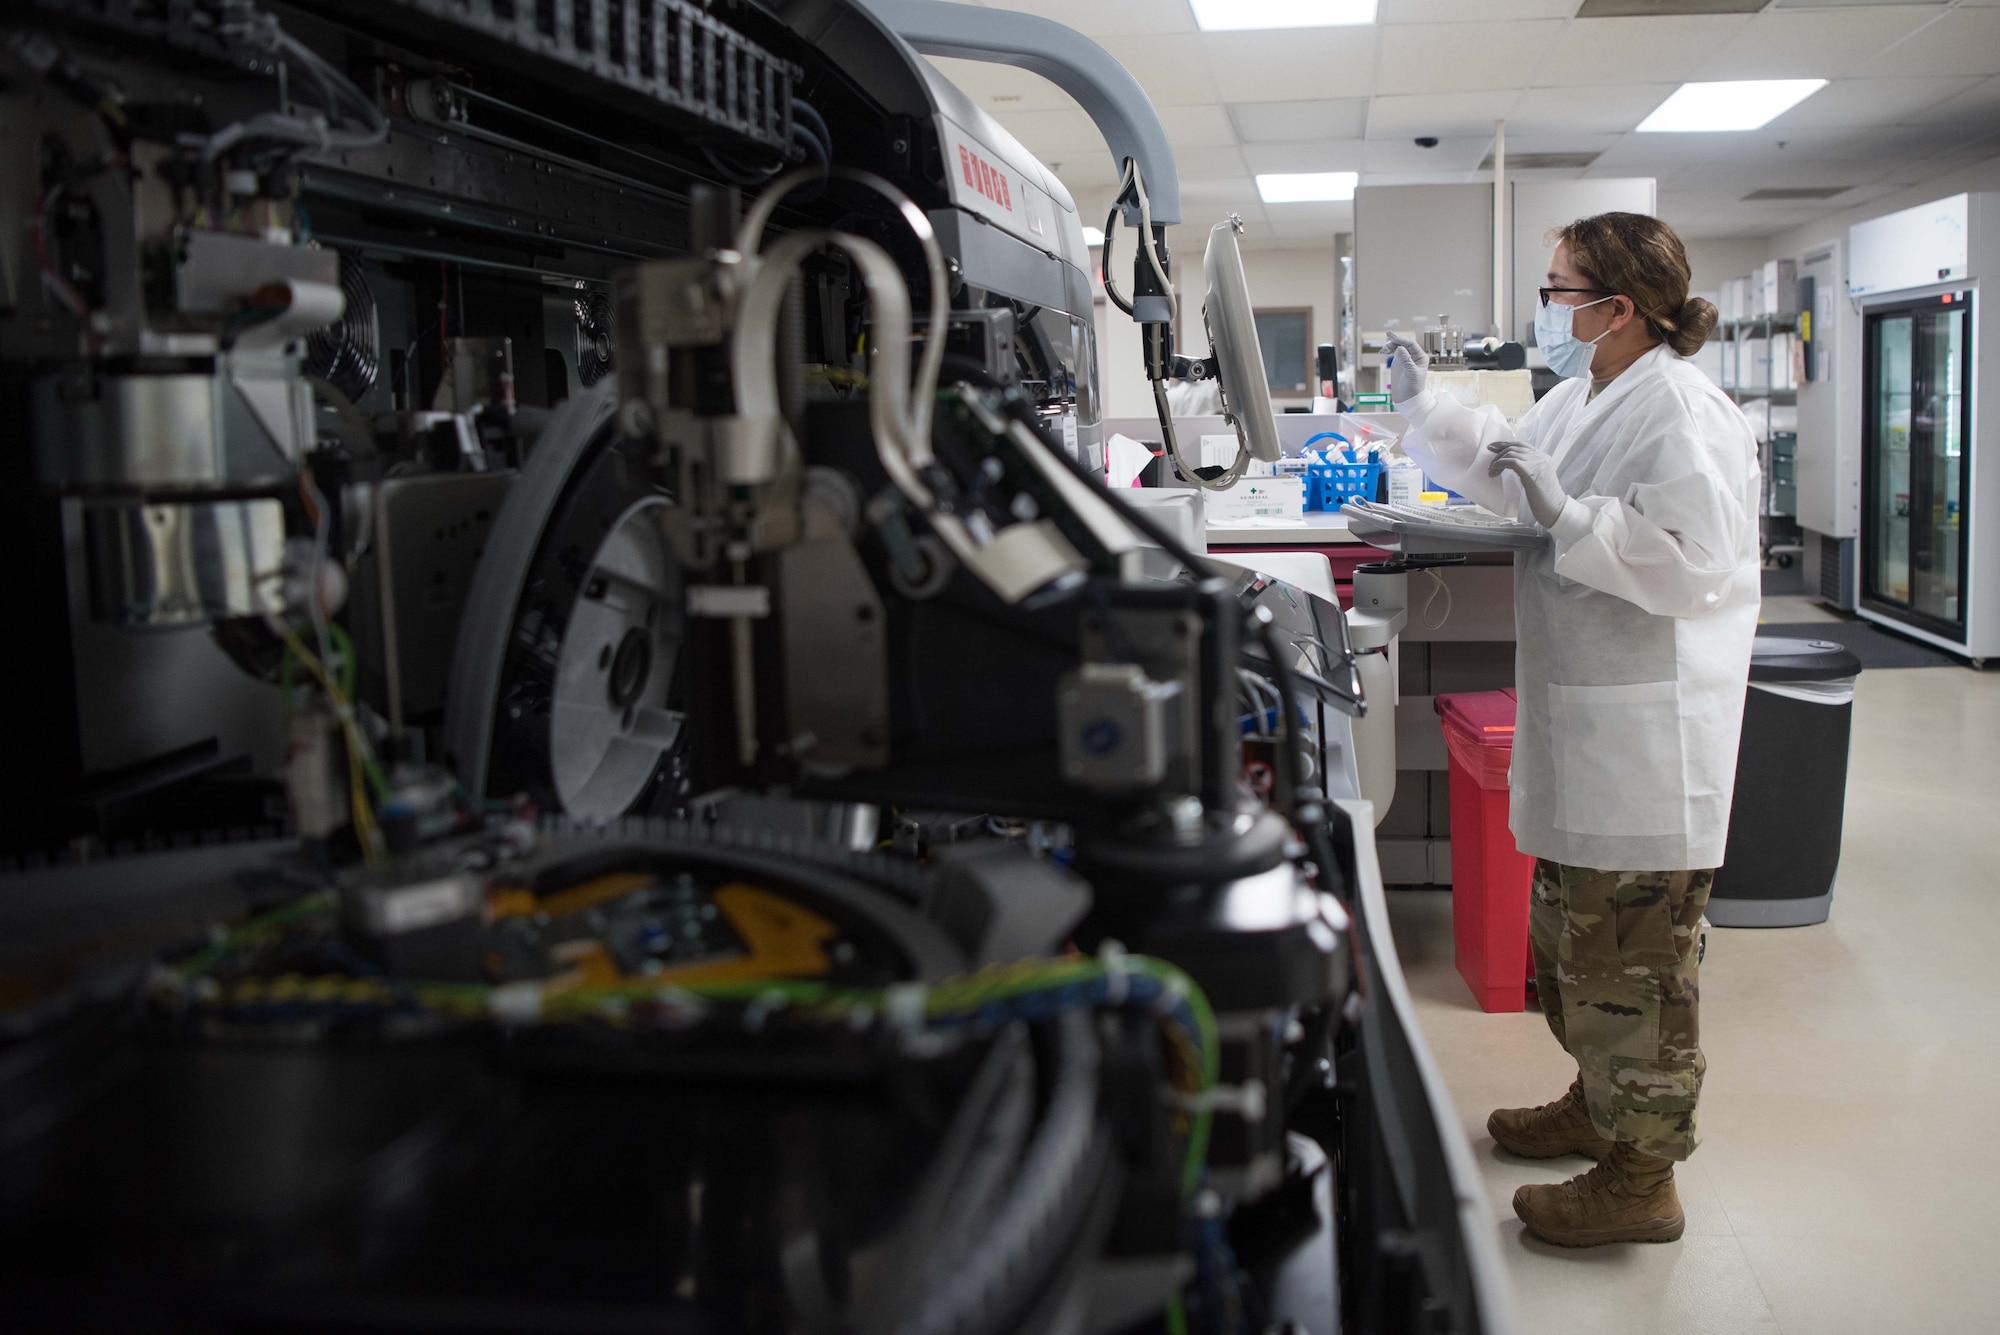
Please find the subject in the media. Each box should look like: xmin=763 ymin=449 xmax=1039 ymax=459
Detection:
xmin=1849 ymin=193 xmax=2000 ymax=664
xmin=0 ymin=2 xmax=1511 ymax=1331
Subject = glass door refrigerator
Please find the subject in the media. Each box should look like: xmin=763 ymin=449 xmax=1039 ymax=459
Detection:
xmin=1849 ymin=193 xmax=1998 ymax=664
xmin=1861 ymin=292 xmax=1970 ymax=640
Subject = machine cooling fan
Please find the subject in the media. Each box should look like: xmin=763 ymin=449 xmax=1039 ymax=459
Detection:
xmin=575 ymin=290 xmax=614 ymax=387
xmin=304 ymin=252 xmax=381 ymax=401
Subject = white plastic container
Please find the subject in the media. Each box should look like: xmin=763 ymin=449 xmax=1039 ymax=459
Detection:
xmin=1385 ymin=462 xmax=1424 ymax=507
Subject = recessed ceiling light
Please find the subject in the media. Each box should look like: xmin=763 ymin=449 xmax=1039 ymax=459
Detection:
xmin=1081 ymin=225 xmax=1106 ymax=247
xmin=1192 ymin=0 xmax=1378 ymax=31
xmin=1637 ymin=80 xmax=1828 ymax=132
xmin=1256 ymin=172 xmax=1358 ymax=203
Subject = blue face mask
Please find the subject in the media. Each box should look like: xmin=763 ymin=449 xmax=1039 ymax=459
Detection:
xmin=1535 ymin=294 xmax=1614 ymax=379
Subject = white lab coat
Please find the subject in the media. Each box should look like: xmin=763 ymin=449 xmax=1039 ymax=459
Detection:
xmin=1164 ymin=377 xmax=1224 ymax=415
xmin=1398 ymin=344 xmax=1761 ymax=871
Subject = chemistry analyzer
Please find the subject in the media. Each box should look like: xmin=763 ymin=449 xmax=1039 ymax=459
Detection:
xmin=0 ymin=2 xmax=1511 ymax=1330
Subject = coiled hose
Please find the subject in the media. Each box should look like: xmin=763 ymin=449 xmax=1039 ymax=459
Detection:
xmin=892 ymin=1009 xmax=1112 ymax=1335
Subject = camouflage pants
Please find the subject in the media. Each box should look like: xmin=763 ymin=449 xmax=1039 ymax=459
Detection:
xmin=1529 ymin=859 xmax=1713 ymax=1162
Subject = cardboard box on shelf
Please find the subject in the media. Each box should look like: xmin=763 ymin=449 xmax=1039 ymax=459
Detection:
xmin=1761 ymin=259 xmax=1799 ymax=319
xmin=1770 ymin=331 xmax=1796 ymax=391
xmin=1738 ymin=336 xmax=1771 ymax=393
xmin=1738 ymin=396 xmax=1770 ymax=443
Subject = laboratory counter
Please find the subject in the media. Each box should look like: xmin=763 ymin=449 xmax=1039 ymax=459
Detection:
xmin=1203 ymin=511 xmax=1361 ymax=547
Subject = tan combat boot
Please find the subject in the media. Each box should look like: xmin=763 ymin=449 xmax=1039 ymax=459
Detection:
xmin=1487 ymin=1077 xmax=1614 ymax=1161
xmin=1512 ymin=1142 xmax=1686 ymax=1247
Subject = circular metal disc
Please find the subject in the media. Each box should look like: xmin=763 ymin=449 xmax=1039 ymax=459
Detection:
xmin=444 ymin=383 xmax=686 ymax=817
xmin=549 ymin=497 xmax=684 ymax=817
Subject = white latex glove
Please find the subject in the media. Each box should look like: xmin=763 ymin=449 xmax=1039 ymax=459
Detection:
xmin=1488 ymin=440 xmax=1568 ymax=527
xmin=1382 ymin=332 xmax=1428 ymax=407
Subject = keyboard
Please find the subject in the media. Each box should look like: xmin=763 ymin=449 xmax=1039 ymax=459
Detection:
xmin=1346 ymin=500 xmax=1542 ymax=532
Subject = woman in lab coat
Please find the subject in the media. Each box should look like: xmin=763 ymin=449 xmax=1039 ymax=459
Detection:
xmin=1387 ymin=212 xmax=1759 ymax=1249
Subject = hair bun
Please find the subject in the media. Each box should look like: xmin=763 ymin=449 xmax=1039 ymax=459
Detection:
xmin=1669 ymin=297 xmax=1719 ymax=357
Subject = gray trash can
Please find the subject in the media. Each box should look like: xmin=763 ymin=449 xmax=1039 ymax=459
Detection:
xmin=1707 ymin=636 xmax=1863 ymax=928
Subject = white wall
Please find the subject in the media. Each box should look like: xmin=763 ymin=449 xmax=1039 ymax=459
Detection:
xmin=1355 ymin=184 xmax=1494 ymax=338
xmin=1510 ymin=179 xmax=1657 ymax=345
xmin=1683 ymin=237 xmax=1775 ymax=303
xmin=1242 ymin=247 xmax=1340 ymax=398
xmin=1094 ymin=237 xmax=1339 ymax=418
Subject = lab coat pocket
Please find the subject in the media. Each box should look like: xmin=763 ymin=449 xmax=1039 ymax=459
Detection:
xmin=1547 ymin=680 xmax=1686 ymax=839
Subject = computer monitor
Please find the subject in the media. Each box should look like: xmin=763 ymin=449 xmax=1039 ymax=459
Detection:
xmin=1203 ymin=216 xmax=1283 ymax=464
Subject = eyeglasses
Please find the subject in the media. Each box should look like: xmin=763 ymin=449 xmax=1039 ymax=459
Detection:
xmin=1539 ymin=286 xmax=1615 ymax=307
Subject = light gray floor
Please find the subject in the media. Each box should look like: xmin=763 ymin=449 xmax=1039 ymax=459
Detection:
xmin=1386 ymin=655 xmax=2000 ymax=1333
xmin=1756 ymin=593 xmax=1842 ymax=625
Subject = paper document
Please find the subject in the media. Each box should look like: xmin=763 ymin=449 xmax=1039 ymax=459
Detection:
xmin=1199 ymin=434 xmax=1242 ymax=469
xmin=1106 ymin=433 xmax=1156 ymax=489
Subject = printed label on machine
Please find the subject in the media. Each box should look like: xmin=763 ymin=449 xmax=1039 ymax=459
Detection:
xmin=935 ymin=115 xmax=1055 ymax=249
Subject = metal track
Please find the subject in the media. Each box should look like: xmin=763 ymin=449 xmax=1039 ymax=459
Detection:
xmin=371 ymin=0 xmax=799 ymax=151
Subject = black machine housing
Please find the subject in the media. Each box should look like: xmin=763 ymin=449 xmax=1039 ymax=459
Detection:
xmin=0 ymin=3 xmax=1513 ymax=1333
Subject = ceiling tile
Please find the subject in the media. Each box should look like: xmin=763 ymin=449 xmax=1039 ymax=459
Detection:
xmin=1587 ymin=130 xmax=1766 ymax=172
xmin=921 ymin=56 xmax=1075 ymax=112
xmin=982 ymin=106 xmax=1109 ymax=155
xmin=1269 ymin=214 xmax=1354 ymax=239
xmin=1506 ymin=83 xmax=1679 ymax=134
xmin=1049 ymin=155 xmax=1125 ymax=192
xmin=1690 ymin=9 xmax=1948 ymax=80
xmin=1908 ymin=75 xmax=2000 ymax=128
xmin=1654 ymin=158 xmax=1883 ymax=194
xmin=1157 ymin=103 xmax=1241 ymax=148
xmin=1865 ymin=7 xmax=2000 ymax=78
xmin=1242 ymin=140 xmax=1369 ymax=173
xmin=1532 ymin=16 xmax=1755 ymax=87
xmin=1229 ymin=99 xmax=1371 ymax=142
xmin=1038 ymin=150 xmax=1127 ymax=185
xmin=1381 ymin=0 xmax=1581 ymax=20
xmin=1492 ymin=131 xmax=1624 ymax=155
xmin=1180 ymin=178 xmax=1265 ymax=214
xmin=1204 ymin=29 xmax=1384 ymax=102
xmin=1764 ymin=77 xmax=1982 ymax=132
xmin=1091 ymin=33 xmax=1222 ymax=107
xmin=971 ymin=0 xmax=1199 ymax=36
xmin=1363 ymin=136 xmax=1493 ymax=171
xmin=1873 ymin=142 xmax=2000 ymax=190
xmin=1786 ymin=123 xmax=1994 ymax=163
xmin=967 ymin=0 xmax=1994 ymax=255
xmin=1366 ymin=90 xmax=1521 ymax=138
xmin=1173 ymin=145 xmax=1254 ymax=179
xmin=1358 ymin=170 xmax=1495 ymax=186
xmin=1378 ymin=20 xmax=1567 ymax=93
xmin=1257 ymin=202 xmax=1357 ymax=230
xmin=1806 ymin=182 xmax=1916 ymax=215
xmin=1579 ymin=0 xmax=1763 ymax=13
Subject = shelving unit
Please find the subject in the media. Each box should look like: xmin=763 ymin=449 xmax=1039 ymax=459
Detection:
xmin=1718 ymin=315 xmax=1804 ymax=567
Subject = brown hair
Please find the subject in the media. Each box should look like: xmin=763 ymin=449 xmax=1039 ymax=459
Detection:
xmin=1552 ymin=212 xmax=1718 ymax=357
